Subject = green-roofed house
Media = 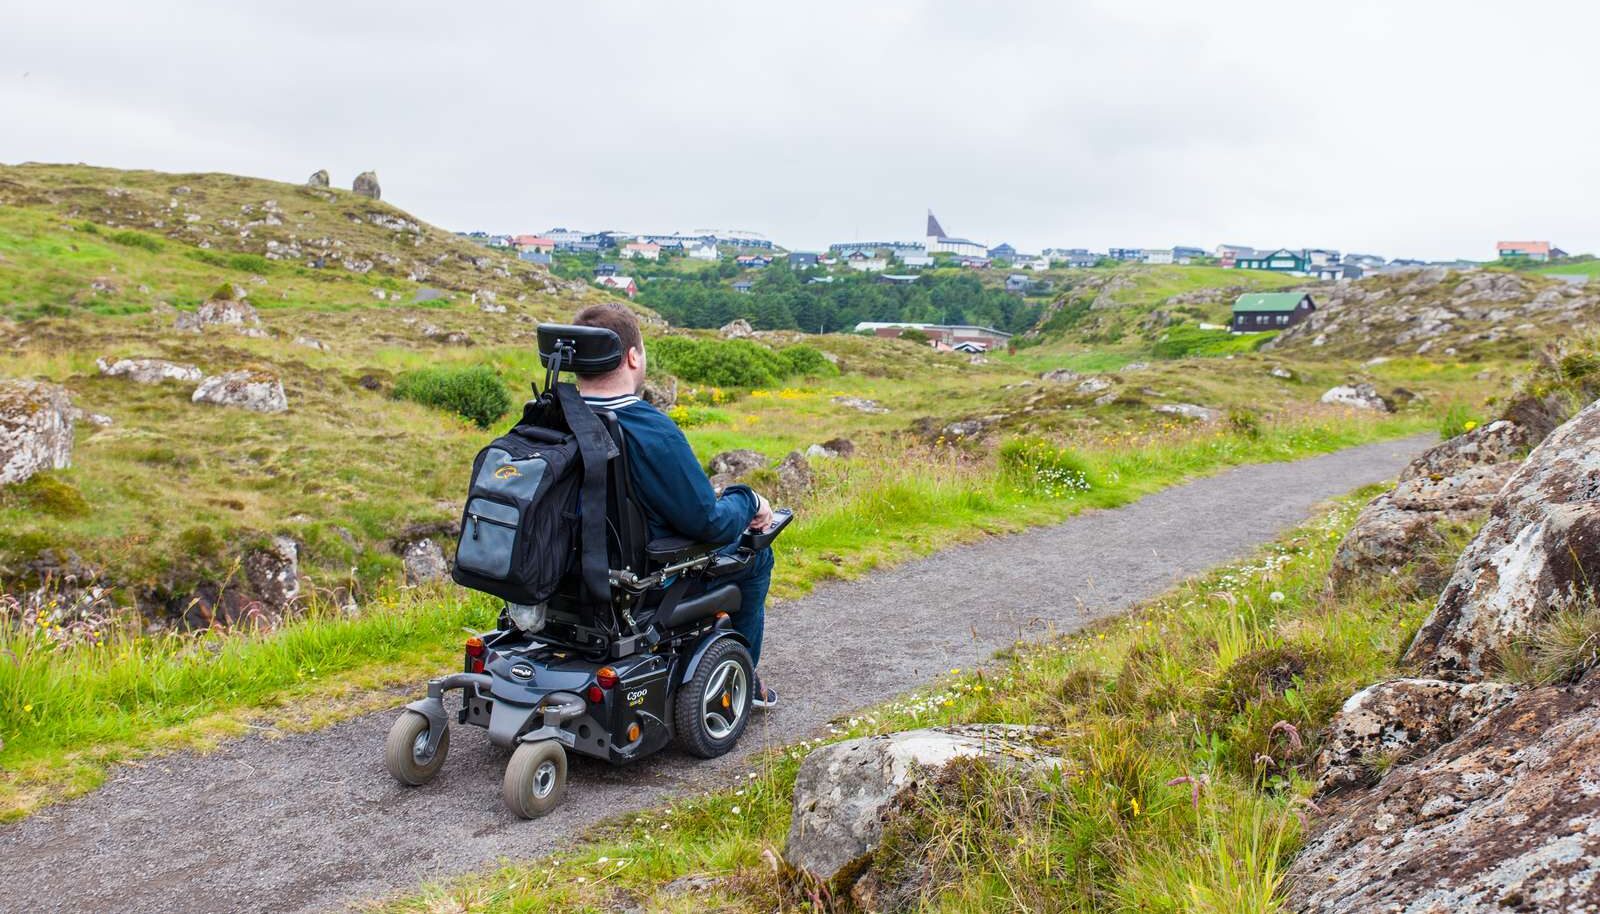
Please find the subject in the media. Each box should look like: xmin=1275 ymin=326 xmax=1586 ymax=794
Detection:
xmin=1231 ymin=292 xmax=1315 ymax=333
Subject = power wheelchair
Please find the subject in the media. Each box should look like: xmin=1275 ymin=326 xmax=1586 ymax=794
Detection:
xmin=383 ymin=323 xmax=791 ymax=818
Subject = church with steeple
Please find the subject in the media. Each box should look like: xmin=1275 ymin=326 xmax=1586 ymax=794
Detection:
xmin=925 ymin=209 xmax=988 ymax=257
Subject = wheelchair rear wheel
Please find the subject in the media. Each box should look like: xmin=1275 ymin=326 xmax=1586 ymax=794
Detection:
xmin=675 ymin=639 xmax=754 ymax=758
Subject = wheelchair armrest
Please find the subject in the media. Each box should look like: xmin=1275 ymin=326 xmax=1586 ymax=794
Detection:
xmin=645 ymin=535 xmax=719 ymax=565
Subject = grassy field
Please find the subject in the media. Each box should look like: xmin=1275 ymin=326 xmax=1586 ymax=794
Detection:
xmin=373 ymin=489 xmax=1458 ymax=913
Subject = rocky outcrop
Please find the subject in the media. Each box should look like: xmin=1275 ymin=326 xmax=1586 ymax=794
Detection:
xmin=775 ymin=450 xmax=812 ymax=496
xmin=641 ymin=375 xmax=677 ymax=409
xmin=1328 ymin=421 xmax=1527 ymax=590
xmin=1320 ymin=383 xmax=1392 ymax=412
xmin=1403 ymin=400 xmax=1600 ymax=680
xmin=709 ymin=449 xmax=767 ymax=479
xmin=0 ymin=380 xmax=74 ymax=485
xmin=306 ymin=169 xmax=330 ymax=188
xmin=718 ymin=318 xmax=753 ymax=339
xmin=242 ymin=536 xmax=301 ymax=609
xmin=833 ymin=395 xmax=888 ymax=414
xmin=192 ymin=371 xmax=288 ymax=413
xmin=1152 ymin=403 xmax=1218 ymax=421
xmin=1292 ymin=671 xmax=1600 ymax=913
xmin=806 ymin=437 xmax=855 ymax=459
xmin=96 ymin=357 xmax=203 ymax=385
xmin=1311 ymin=678 xmax=1519 ymax=792
xmin=784 ymin=725 xmax=1062 ymax=893
xmin=1039 ymin=368 xmax=1079 ymax=383
xmin=400 ymin=538 xmax=448 ymax=584
xmin=176 ymin=297 xmax=260 ymax=332
xmin=352 ymin=171 xmax=381 ymax=199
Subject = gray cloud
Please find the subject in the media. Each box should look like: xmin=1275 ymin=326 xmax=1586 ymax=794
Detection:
xmin=4 ymin=0 xmax=1596 ymax=259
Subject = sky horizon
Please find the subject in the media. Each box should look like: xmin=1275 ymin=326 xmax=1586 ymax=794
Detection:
xmin=5 ymin=1 xmax=1597 ymax=261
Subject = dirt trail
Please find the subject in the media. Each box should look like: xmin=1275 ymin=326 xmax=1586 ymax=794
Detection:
xmin=0 ymin=435 xmax=1431 ymax=914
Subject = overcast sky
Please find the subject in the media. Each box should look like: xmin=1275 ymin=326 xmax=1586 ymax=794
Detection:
xmin=4 ymin=1 xmax=1596 ymax=260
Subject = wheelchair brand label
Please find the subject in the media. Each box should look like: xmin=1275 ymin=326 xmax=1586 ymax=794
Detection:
xmin=510 ymin=664 xmax=534 ymax=680
xmin=626 ymin=688 xmax=649 ymax=706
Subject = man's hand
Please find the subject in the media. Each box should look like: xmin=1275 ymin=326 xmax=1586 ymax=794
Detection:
xmin=749 ymin=493 xmax=774 ymax=531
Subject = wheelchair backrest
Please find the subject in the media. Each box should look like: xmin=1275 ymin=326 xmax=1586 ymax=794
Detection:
xmin=594 ymin=409 xmax=651 ymax=576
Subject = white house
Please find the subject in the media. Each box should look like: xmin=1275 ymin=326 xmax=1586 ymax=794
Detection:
xmin=620 ymin=241 xmax=660 ymax=261
xmin=847 ymin=253 xmax=888 ymax=273
xmin=688 ymin=243 xmax=720 ymax=262
xmin=1013 ymin=255 xmax=1049 ymax=271
xmin=1143 ymin=248 xmax=1175 ymax=265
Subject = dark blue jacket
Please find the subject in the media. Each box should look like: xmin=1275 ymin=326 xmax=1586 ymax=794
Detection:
xmin=582 ymin=392 xmax=759 ymax=545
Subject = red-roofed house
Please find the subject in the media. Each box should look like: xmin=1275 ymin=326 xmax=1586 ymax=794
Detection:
xmin=620 ymin=241 xmax=660 ymax=261
xmin=596 ymin=275 xmax=638 ymax=298
xmin=1497 ymin=241 xmax=1565 ymax=262
xmin=514 ymin=235 xmax=555 ymax=254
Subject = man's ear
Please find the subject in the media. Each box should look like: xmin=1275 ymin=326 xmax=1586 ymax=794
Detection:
xmin=627 ymin=346 xmax=644 ymax=369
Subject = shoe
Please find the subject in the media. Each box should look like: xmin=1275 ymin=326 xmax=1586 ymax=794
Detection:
xmin=752 ymin=682 xmax=778 ymax=710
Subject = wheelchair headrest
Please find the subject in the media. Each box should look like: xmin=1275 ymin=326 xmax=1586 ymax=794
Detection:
xmin=537 ymin=323 xmax=624 ymax=375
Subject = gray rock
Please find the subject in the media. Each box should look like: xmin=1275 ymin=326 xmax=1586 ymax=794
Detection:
xmin=0 ymin=380 xmax=74 ymax=485
xmin=472 ymin=289 xmax=504 ymax=313
xmin=641 ymin=375 xmax=677 ymax=409
xmin=1119 ymin=361 xmax=1150 ymax=372
xmin=784 ymin=725 xmax=1063 ymax=890
xmin=1311 ymin=678 xmax=1518 ymax=792
xmin=306 ymin=169 xmax=330 ymax=188
xmin=1075 ymin=376 xmax=1112 ymax=395
xmin=96 ymin=357 xmax=203 ymax=385
xmin=243 ymin=535 xmax=301 ymax=610
xmin=1404 ymin=399 xmax=1600 ymax=680
xmin=718 ymin=318 xmax=754 ymax=339
xmin=191 ymin=371 xmax=288 ymax=414
xmin=176 ymin=298 xmax=260 ymax=332
xmin=292 ymin=336 xmax=328 ymax=352
xmin=708 ymin=449 xmax=768 ymax=479
xmin=804 ymin=437 xmax=855 ymax=460
xmin=1039 ymin=368 xmax=1080 ymax=383
xmin=832 ymin=395 xmax=888 ymax=414
xmin=1269 ymin=365 xmax=1295 ymax=379
xmin=1152 ymin=403 xmax=1218 ymax=421
xmin=776 ymin=450 xmax=812 ymax=495
xmin=352 ymin=171 xmax=381 ymax=200
xmin=401 ymin=538 xmax=448 ymax=585
xmin=1320 ymin=383 xmax=1393 ymax=412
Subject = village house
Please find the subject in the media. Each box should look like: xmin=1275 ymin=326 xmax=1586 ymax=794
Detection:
xmin=925 ymin=210 xmax=987 ymax=257
xmin=731 ymin=280 xmax=754 ymax=293
xmin=620 ymin=241 xmax=660 ymax=261
xmin=595 ymin=275 xmax=638 ymax=298
xmin=1109 ymin=248 xmax=1144 ymax=262
xmin=898 ymin=246 xmax=934 ymax=267
xmin=1236 ymin=248 xmax=1311 ymax=274
xmin=1173 ymin=246 xmax=1207 ymax=264
xmin=854 ymin=321 xmax=1013 ymax=351
xmin=514 ymin=235 xmax=556 ymax=254
xmin=1143 ymin=248 xmax=1175 ymax=265
xmin=1005 ymin=273 xmax=1031 ymax=293
xmin=735 ymin=254 xmax=772 ymax=268
xmin=988 ymin=242 xmax=1018 ymax=261
xmin=594 ymin=262 xmax=620 ymax=277
xmin=1045 ymin=249 xmax=1100 ymax=268
xmin=846 ymin=251 xmax=888 ymax=273
xmin=1230 ymin=292 xmax=1315 ymax=332
xmin=788 ymin=252 xmax=820 ymax=269
xmin=1314 ymin=263 xmax=1364 ymax=281
xmin=1345 ymin=253 xmax=1387 ymax=270
xmin=688 ymin=243 xmax=720 ymax=262
xmin=1013 ymin=254 xmax=1049 ymax=271
xmin=1497 ymin=241 xmax=1566 ymax=262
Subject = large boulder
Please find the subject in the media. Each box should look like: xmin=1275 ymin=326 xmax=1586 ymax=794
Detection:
xmin=1290 ymin=671 xmax=1600 ymax=913
xmin=641 ymin=375 xmax=678 ymax=409
xmin=96 ymin=357 xmax=203 ymax=385
xmin=832 ymin=395 xmax=889 ymax=414
xmin=1403 ymin=399 xmax=1600 ymax=680
xmin=718 ymin=318 xmax=754 ymax=339
xmin=1328 ymin=421 xmax=1527 ymax=591
xmin=176 ymin=297 xmax=260 ymax=332
xmin=0 ymin=380 xmax=74 ymax=485
xmin=1311 ymin=678 xmax=1519 ymax=792
xmin=306 ymin=169 xmax=330 ymax=188
xmin=1320 ymin=383 xmax=1393 ymax=412
xmin=805 ymin=437 xmax=856 ymax=460
xmin=1152 ymin=403 xmax=1218 ymax=422
xmin=708 ymin=448 xmax=768 ymax=479
xmin=401 ymin=538 xmax=448 ymax=585
xmin=784 ymin=725 xmax=1062 ymax=892
xmin=191 ymin=371 xmax=288 ymax=413
xmin=775 ymin=450 xmax=812 ymax=496
xmin=352 ymin=171 xmax=381 ymax=199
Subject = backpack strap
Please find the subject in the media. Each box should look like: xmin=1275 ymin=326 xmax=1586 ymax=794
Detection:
xmin=554 ymin=382 xmax=619 ymax=605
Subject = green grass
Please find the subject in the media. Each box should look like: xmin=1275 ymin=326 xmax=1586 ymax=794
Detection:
xmin=374 ymin=490 xmax=1449 ymax=913
xmin=1152 ymin=325 xmax=1275 ymax=359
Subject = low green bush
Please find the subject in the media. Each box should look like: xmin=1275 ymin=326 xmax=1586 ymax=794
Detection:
xmin=392 ymin=365 xmax=512 ymax=428
xmin=1153 ymin=325 xmax=1274 ymax=359
xmin=106 ymin=229 xmax=163 ymax=253
xmin=998 ymin=436 xmax=1094 ymax=496
xmin=648 ymin=337 xmax=836 ymax=388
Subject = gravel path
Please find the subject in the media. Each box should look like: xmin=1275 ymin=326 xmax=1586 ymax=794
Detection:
xmin=0 ymin=435 xmax=1430 ymax=914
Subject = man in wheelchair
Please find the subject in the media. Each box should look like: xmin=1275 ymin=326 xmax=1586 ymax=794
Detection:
xmin=570 ymin=302 xmax=780 ymax=709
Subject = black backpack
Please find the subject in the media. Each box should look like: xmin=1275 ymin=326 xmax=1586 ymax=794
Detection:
xmin=451 ymin=383 xmax=617 ymax=606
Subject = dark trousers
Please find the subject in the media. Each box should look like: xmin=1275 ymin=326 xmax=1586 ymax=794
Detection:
xmin=715 ymin=544 xmax=774 ymax=667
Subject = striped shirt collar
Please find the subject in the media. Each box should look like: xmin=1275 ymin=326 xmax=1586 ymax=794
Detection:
xmin=580 ymin=392 xmax=642 ymax=410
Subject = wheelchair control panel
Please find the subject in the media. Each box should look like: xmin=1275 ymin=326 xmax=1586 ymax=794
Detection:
xmin=741 ymin=507 xmax=793 ymax=552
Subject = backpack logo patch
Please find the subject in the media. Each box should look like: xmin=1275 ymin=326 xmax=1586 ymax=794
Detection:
xmin=493 ymin=465 xmax=522 ymax=480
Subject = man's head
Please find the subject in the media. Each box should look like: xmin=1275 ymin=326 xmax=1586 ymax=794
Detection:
xmin=572 ymin=302 xmax=646 ymax=394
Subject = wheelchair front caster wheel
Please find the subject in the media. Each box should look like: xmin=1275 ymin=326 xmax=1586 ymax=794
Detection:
xmin=385 ymin=710 xmax=449 ymax=786
xmin=503 ymin=740 xmax=567 ymax=819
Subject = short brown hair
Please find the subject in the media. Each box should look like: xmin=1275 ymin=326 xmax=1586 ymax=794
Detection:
xmin=572 ymin=302 xmax=643 ymax=379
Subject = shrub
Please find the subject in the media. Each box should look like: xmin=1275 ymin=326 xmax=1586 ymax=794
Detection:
xmin=664 ymin=405 xmax=730 ymax=428
xmin=392 ymin=365 xmax=512 ymax=428
xmin=1 ymin=473 xmax=90 ymax=518
xmin=778 ymin=345 xmax=838 ymax=378
xmin=1227 ymin=408 xmax=1262 ymax=439
xmin=107 ymin=229 xmax=163 ymax=253
xmin=1437 ymin=402 xmax=1481 ymax=439
xmin=1153 ymin=325 xmax=1273 ymax=359
xmin=226 ymin=253 xmax=271 ymax=273
xmin=898 ymin=328 xmax=930 ymax=345
xmin=998 ymin=436 xmax=1093 ymax=497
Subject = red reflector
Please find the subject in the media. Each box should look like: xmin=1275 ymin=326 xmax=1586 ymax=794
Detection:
xmin=470 ymin=657 xmax=485 ymax=674
xmin=586 ymin=685 xmax=606 ymax=704
xmin=596 ymin=666 xmax=619 ymax=689
xmin=464 ymin=636 xmax=485 ymax=658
